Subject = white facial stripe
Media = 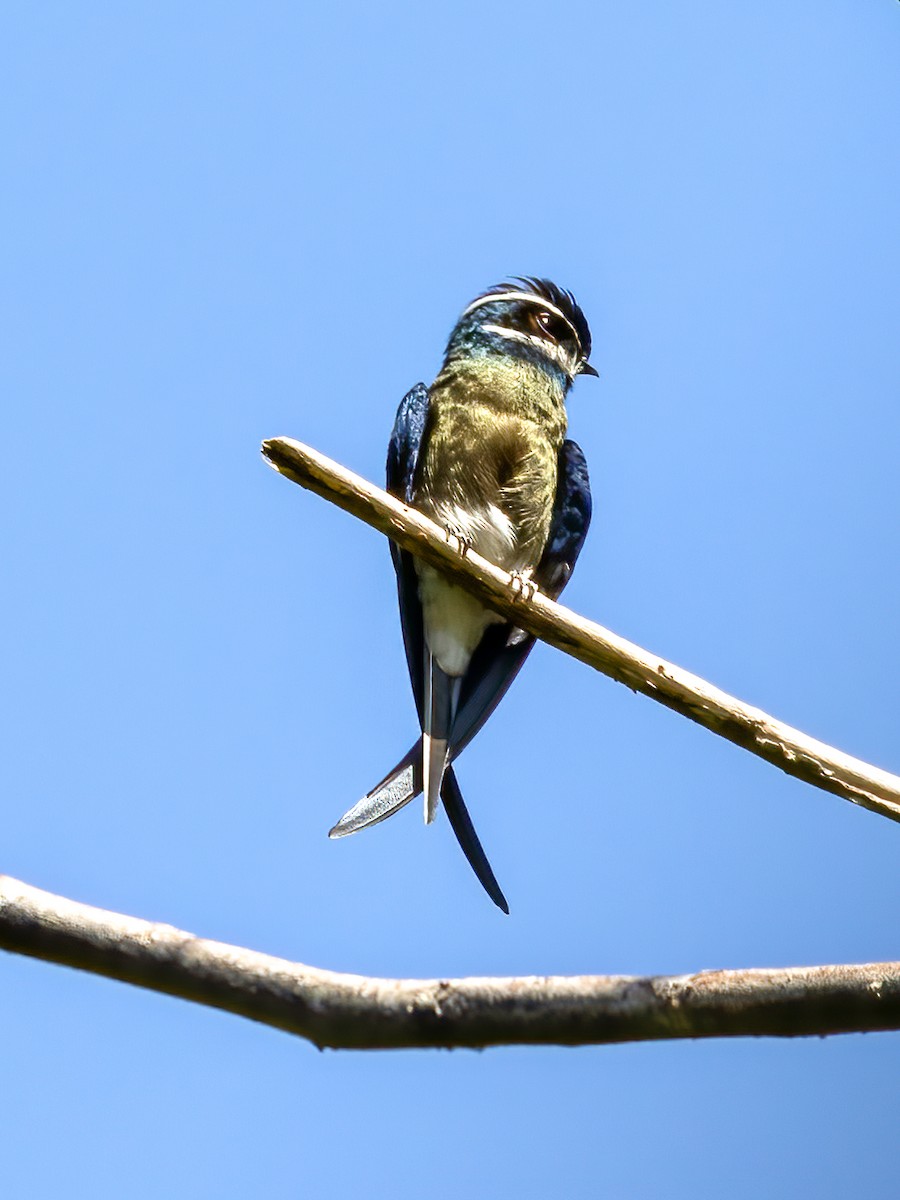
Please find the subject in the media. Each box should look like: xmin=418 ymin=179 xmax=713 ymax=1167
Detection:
xmin=481 ymin=323 xmax=547 ymax=352
xmin=481 ymin=323 xmax=577 ymax=376
xmin=462 ymin=291 xmax=581 ymax=348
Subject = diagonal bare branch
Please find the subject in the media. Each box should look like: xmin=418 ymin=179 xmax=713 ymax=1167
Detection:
xmin=3 ymin=875 xmax=900 ymax=1050
xmin=261 ymin=435 xmax=900 ymax=826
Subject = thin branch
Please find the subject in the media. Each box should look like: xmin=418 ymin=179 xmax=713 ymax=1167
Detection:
xmin=261 ymin=436 xmax=900 ymax=826
xmin=3 ymin=876 xmax=899 ymax=1049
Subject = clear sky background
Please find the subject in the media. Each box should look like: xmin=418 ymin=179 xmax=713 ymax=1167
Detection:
xmin=3 ymin=3 xmax=899 ymax=1196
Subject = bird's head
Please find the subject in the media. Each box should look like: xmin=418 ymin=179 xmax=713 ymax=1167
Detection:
xmin=443 ymin=277 xmax=597 ymax=387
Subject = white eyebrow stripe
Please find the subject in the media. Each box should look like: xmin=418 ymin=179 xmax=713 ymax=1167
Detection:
xmin=462 ymin=291 xmax=581 ymax=347
xmin=480 ymin=323 xmax=576 ymax=376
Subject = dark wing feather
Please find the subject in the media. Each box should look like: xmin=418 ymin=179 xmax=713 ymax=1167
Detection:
xmin=386 ymin=382 xmax=430 ymax=723
xmin=538 ymin=439 xmax=592 ymax=595
xmin=329 ymin=741 xmax=420 ymax=837
xmin=386 ymin=381 xmax=429 ymax=504
xmin=329 ymin=384 xmax=430 ymax=839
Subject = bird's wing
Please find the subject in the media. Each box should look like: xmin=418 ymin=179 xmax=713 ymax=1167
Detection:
xmin=386 ymin=382 xmax=430 ymax=723
xmin=535 ymin=438 xmax=593 ymax=599
xmin=329 ymin=385 xmax=430 ymax=841
xmin=328 ymin=742 xmax=420 ymax=837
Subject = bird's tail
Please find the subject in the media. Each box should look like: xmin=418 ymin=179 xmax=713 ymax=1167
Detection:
xmin=422 ymin=651 xmax=460 ymax=824
xmin=441 ymin=766 xmax=508 ymax=913
xmin=328 ymin=747 xmax=508 ymax=913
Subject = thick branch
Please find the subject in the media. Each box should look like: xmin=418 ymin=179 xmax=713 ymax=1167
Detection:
xmin=261 ymin=436 xmax=900 ymax=826
xmin=2 ymin=876 xmax=899 ymax=1049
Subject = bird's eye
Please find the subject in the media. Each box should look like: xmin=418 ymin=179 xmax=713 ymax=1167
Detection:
xmin=529 ymin=310 xmax=559 ymax=340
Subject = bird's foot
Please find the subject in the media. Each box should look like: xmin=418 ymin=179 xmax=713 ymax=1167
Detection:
xmin=508 ymin=569 xmax=537 ymax=603
xmin=443 ymin=524 xmax=473 ymax=558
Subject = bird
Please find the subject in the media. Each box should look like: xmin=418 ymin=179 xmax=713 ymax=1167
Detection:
xmin=329 ymin=277 xmax=596 ymax=912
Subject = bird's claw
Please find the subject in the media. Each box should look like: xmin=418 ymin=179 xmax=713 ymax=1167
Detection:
xmin=443 ymin=525 xmax=473 ymax=558
xmin=508 ymin=569 xmax=537 ymax=602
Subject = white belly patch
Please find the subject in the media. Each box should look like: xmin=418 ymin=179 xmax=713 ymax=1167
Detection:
xmin=416 ymin=502 xmax=524 ymax=677
xmin=416 ymin=565 xmax=504 ymax=677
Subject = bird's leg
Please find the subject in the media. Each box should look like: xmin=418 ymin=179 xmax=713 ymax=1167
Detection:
xmin=508 ymin=568 xmax=538 ymax=603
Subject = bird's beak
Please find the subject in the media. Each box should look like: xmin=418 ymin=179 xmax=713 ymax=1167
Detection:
xmin=577 ymin=360 xmax=599 ymax=377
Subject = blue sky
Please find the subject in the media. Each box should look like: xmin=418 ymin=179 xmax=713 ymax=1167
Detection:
xmin=2 ymin=2 xmax=899 ymax=1196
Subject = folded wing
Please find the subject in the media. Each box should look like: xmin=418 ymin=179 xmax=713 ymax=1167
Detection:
xmin=329 ymin=384 xmax=592 ymax=911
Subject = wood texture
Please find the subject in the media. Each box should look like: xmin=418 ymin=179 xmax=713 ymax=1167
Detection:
xmin=262 ymin=435 xmax=900 ymax=825
xmin=4 ymin=876 xmax=900 ymax=1049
